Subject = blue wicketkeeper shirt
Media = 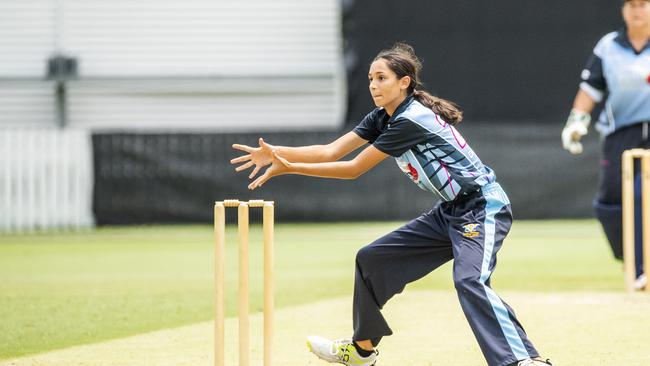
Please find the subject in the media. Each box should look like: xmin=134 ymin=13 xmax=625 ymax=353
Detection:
xmin=580 ymin=26 xmax=650 ymax=136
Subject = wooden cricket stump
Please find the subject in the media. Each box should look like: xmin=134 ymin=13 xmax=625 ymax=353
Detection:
xmin=214 ymin=199 xmax=274 ymax=366
xmin=622 ymin=149 xmax=650 ymax=293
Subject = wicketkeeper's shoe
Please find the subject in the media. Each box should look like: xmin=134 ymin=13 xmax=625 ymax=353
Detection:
xmin=634 ymin=273 xmax=647 ymax=291
xmin=306 ymin=335 xmax=378 ymax=366
xmin=515 ymin=358 xmax=553 ymax=366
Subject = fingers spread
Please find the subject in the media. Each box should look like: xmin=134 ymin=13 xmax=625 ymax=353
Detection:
xmin=232 ymin=144 xmax=253 ymax=153
xmin=235 ymin=161 xmax=254 ymax=172
xmin=230 ymin=154 xmax=251 ymax=164
xmin=249 ymin=165 xmax=261 ymax=179
xmin=248 ymin=172 xmax=270 ymax=190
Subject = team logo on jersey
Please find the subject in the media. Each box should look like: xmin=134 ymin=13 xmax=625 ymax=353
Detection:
xmin=406 ymin=163 xmax=419 ymax=182
xmin=462 ymin=223 xmax=480 ymax=238
xmin=397 ymin=160 xmax=419 ymax=183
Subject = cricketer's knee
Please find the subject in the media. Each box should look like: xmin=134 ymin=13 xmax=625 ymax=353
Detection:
xmin=453 ymin=274 xmax=484 ymax=295
xmin=355 ymin=245 xmax=374 ymax=267
xmin=354 ymin=245 xmax=382 ymax=296
xmin=355 ymin=244 xmax=408 ymax=307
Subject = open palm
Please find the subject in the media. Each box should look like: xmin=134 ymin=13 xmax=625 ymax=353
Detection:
xmin=231 ymin=138 xmax=275 ymax=179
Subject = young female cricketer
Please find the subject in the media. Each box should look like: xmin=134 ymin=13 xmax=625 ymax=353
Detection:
xmin=231 ymin=43 xmax=552 ymax=366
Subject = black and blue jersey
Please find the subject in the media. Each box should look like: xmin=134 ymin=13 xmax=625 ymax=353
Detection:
xmin=580 ymin=27 xmax=650 ymax=136
xmin=354 ymin=95 xmax=496 ymax=202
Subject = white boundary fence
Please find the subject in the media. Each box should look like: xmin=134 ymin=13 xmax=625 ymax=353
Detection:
xmin=0 ymin=128 xmax=94 ymax=233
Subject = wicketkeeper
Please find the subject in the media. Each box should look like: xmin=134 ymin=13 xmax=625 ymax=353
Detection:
xmin=561 ymin=0 xmax=650 ymax=290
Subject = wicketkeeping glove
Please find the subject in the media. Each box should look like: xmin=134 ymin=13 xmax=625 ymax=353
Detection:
xmin=561 ymin=109 xmax=591 ymax=155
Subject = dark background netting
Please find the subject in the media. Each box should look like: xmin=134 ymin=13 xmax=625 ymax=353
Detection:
xmin=93 ymin=126 xmax=599 ymax=224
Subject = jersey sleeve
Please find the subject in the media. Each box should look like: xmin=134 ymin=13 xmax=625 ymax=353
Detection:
xmin=372 ymin=117 xmax=430 ymax=157
xmin=352 ymin=109 xmax=382 ymax=143
xmin=579 ymin=36 xmax=609 ymax=103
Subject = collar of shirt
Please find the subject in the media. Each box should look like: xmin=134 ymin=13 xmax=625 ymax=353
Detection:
xmin=614 ymin=26 xmax=650 ymax=55
xmin=387 ymin=94 xmax=415 ymax=124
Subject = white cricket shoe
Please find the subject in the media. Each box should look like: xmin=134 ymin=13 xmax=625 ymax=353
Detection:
xmin=517 ymin=358 xmax=553 ymax=365
xmin=634 ymin=273 xmax=647 ymax=291
xmin=306 ymin=335 xmax=378 ymax=366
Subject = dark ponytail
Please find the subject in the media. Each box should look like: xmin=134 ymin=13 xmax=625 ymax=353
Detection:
xmin=412 ymin=90 xmax=463 ymax=125
xmin=374 ymin=42 xmax=463 ymax=125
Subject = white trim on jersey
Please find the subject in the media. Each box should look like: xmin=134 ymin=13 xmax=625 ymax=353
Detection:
xmin=579 ymin=81 xmax=604 ymax=103
xmin=401 ymin=103 xmax=483 ymax=175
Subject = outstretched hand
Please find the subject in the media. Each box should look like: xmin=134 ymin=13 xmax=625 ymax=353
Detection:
xmin=247 ymin=151 xmax=292 ymax=190
xmin=231 ymin=138 xmax=275 ymax=179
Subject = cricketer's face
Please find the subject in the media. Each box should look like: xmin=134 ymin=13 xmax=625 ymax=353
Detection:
xmin=623 ymin=0 xmax=650 ymax=28
xmin=368 ymin=59 xmax=410 ymax=113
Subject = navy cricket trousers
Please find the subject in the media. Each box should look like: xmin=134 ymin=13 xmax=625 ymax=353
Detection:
xmin=352 ymin=183 xmax=538 ymax=366
xmin=593 ymin=122 xmax=650 ymax=277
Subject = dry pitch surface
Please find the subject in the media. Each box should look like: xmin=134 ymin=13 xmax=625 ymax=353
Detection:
xmin=2 ymin=290 xmax=649 ymax=366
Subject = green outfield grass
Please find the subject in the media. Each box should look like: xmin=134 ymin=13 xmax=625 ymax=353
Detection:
xmin=0 ymin=220 xmax=622 ymax=360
